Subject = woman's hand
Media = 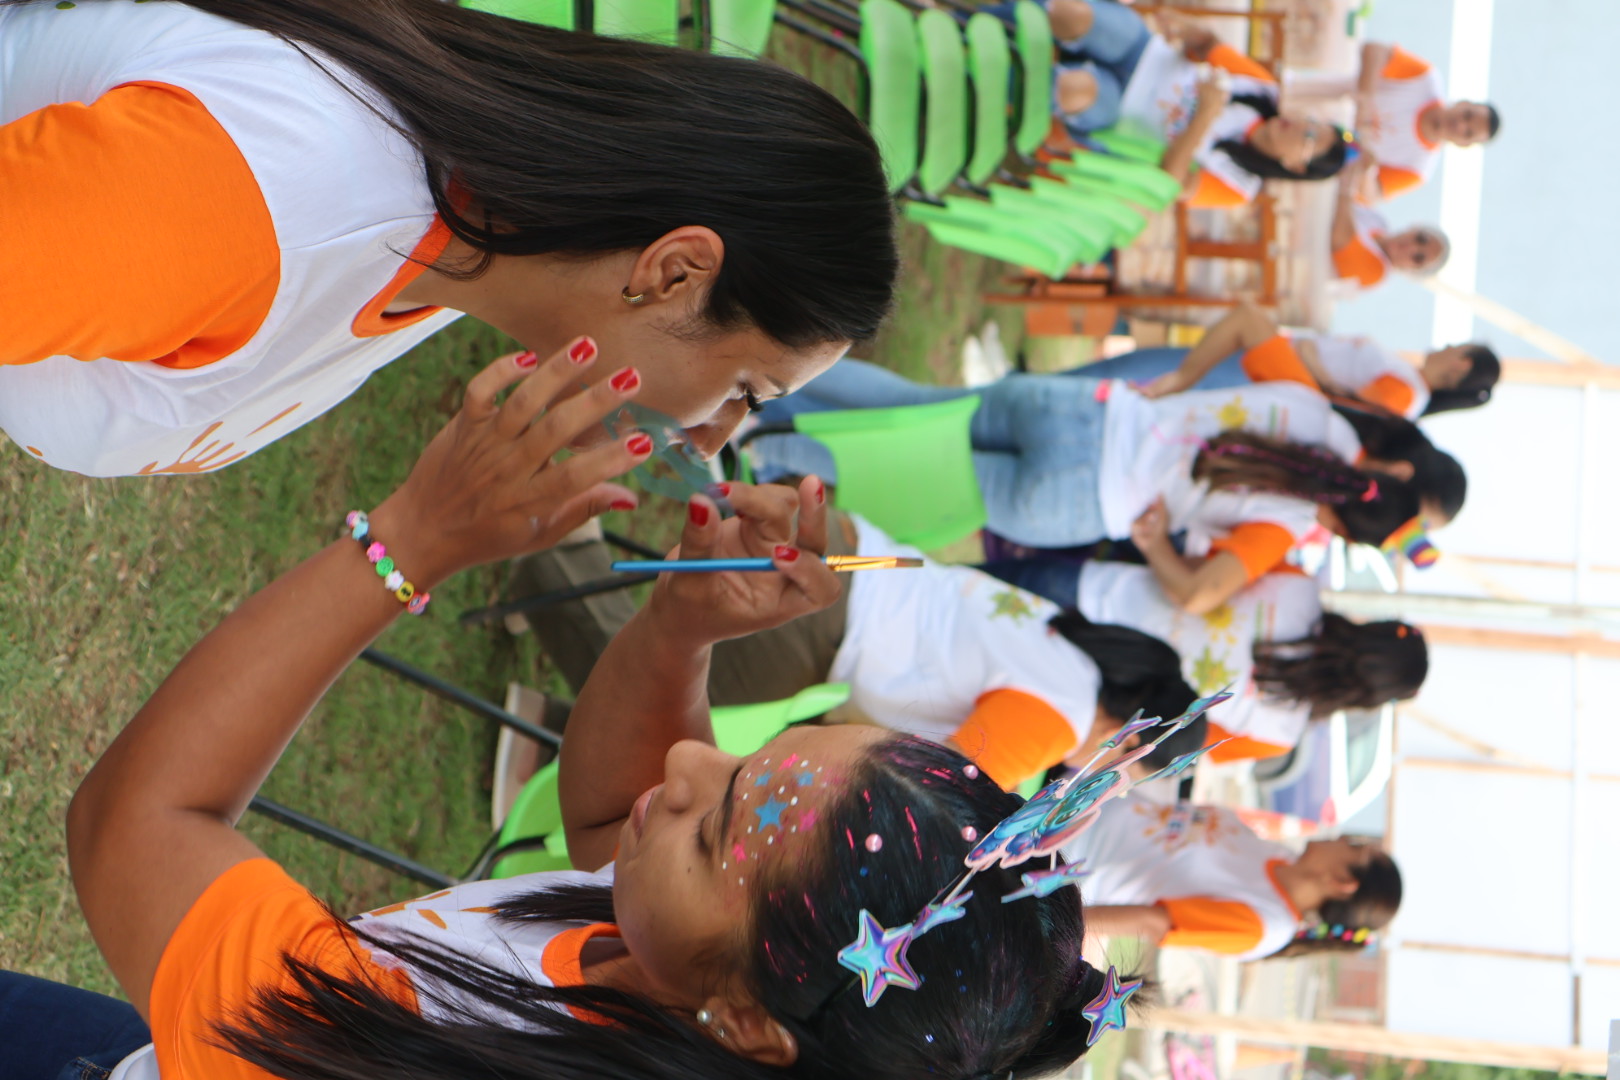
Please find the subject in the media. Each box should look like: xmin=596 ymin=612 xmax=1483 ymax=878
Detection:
xmin=1137 ymin=369 xmax=1192 ymax=399
xmin=1130 ymin=496 xmax=1173 ymax=553
xmin=645 ymin=476 xmax=843 ymax=647
xmin=1195 ymin=72 xmax=1231 ymax=115
xmin=371 ymin=340 xmax=654 ymax=583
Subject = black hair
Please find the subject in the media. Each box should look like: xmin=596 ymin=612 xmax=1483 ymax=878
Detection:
xmin=106 ymin=0 xmax=898 ymax=348
xmin=1215 ymin=92 xmax=1350 ymax=182
xmin=1048 ymin=611 xmax=1205 ymax=771
xmin=1421 ymin=344 xmax=1500 ymax=415
xmin=1330 ymin=404 xmax=1468 ymax=520
xmin=1253 ymin=614 xmax=1428 ymax=719
xmin=219 ymin=737 xmax=1131 ymax=1080
xmin=1194 ymin=431 xmax=1422 ymax=546
xmin=1267 ymin=850 xmax=1403 ymax=959
xmin=1484 ymin=103 xmax=1502 ymax=140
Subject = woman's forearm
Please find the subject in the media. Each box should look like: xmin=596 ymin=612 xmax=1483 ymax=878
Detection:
xmin=1161 ymin=104 xmax=1224 ymax=186
xmin=1084 ymin=904 xmax=1172 ymax=941
xmin=1143 ymin=545 xmax=1247 ymax=615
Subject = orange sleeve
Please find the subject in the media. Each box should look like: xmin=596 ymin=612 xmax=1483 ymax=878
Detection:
xmin=0 ymin=81 xmax=279 ymax=369
xmin=1375 ymin=165 xmax=1424 ymax=200
xmin=1239 ymin=334 xmax=1319 ymax=389
xmin=1208 ymin=522 xmax=1295 ymax=583
xmin=1185 ymin=169 xmax=1252 ymax=209
xmin=1381 ymin=45 xmax=1432 ymax=81
xmin=1204 ymin=720 xmax=1291 ymax=763
xmin=150 ymin=859 xmax=415 ymax=1080
xmin=1205 ymin=43 xmax=1276 ymax=84
xmin=947 ymin=688 xmax=1080 ymax=791
xmin=1157 ymin=897 xmax=1266 ymax=954
xmin=1358 ymin=373 xmax=1417 ymax=417
xmin=1332 ymin=236 xmax=1387 ymax=288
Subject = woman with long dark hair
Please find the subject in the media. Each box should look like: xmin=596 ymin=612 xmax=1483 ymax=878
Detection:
xmin=0 ymin=0 xmax=896 ymax=476
xmin=980 ymin=559 xmax=1427 ymax=762
xmin=2 ymin=345 xmax=1124 ymax=1080
xmin=1039 ymin=0 xmax=1349 ymax=205
xmin=751 ymin=367 xmax=1422 ymax=612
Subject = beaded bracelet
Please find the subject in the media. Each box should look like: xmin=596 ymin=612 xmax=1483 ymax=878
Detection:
xmin=344 ymin=511 xmax=431 ymax=615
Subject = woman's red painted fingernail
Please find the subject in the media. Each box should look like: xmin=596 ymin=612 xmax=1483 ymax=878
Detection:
xmin=814 ymin=478 xmax=826 ymax=504
xmin=610 ymin=498 xmax=637 ymax=511
xmin=610 ymin=367 xmax=641 ymax=393
xmin=716 ymin=482 xmax=732 ymax=497
xmin=568 ymin=338 xmax=597 ymax=364
xmin=627 ymin=433 xmax=654 ymax=456
xmin=514 ymin=350 xmax=538 ymax=369
xmin=774 ymin=545 xmax=800 ymax=562
xmin=689 ymin=501 xmax=711 ymax=527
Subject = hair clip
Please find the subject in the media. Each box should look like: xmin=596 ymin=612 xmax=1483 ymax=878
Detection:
xmin=1360 ymin=478 xmax=1380 ymax=503
xmin=1081 ymin=967 xmax=1144 ymax=1045
xmin=1381 ymin=516 xmax=1439 ymax=568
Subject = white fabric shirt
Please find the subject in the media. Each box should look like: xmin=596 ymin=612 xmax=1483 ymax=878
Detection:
xmin=0 ymin=0 xmax=462 ymax=477
xmin=830 ymin=517 xmax=1102 ymax=748
xmin=112 ymin=865 xmax=618 ymax=1080
xmin=1302 ymin=333 xmax=1430 ymax=419
xmin=1117 ymin=35 xmax=1273 ymax=205
xmin=1063 ymin=793 xmax=1300 ymax=960
xmin=1078 ymin=562 xmax=1318 ymax=751
xmin=1359 ymin=49 xmax=1444 ymax=193
xmin=1096 ymin=380 xmax=1363 ymax=557
xmin=1330 ymin=205 xmax=1393 ymax=294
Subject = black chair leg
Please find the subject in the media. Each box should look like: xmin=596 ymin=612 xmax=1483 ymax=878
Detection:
xmin=248 ymin=796 xmax=457 ymax=890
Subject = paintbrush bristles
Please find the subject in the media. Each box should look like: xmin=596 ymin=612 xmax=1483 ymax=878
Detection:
xmin=824 ymin=555 xmax=925 ymax=571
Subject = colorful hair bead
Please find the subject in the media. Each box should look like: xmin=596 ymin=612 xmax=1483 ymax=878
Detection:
xmin=365 ymin=541 xmax=386 ymax=563
xmin=375 ymin=556 xmax=396 ymax=577
xmin=384 ymin=570 xmax=405 ymax=591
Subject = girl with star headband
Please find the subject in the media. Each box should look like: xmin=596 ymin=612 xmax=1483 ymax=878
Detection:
xmin=11 ymin=345 xmax=1134 ymax=1080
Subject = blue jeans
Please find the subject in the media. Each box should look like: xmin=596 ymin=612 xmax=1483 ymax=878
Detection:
xmin=979 ymin=557 xmax=1085 ymax=608
xmin=0 ymin=971 xmax=151 ymax=1080
xmin=752 ymin=361 xmax=1111 ymax=548
xmin=1053 ymin=0 xmax=1153 ymax=136
xmin=1060 ymin=346 xmax=1250 ymax=387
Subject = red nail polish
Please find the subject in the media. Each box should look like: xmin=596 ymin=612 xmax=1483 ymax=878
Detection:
xmin=689 ymin=501 xmax=712 ymax=527
xmin=609 ymin=498 xmax=637 ymax=511
xmin=610 ymin=367 xmax=641 ymax=393
xmin=514 ymin=350 xmax=538 ymax=369
xmin=814 ymin=478 xmax=826 ymax=505
xmin=627 ymin=433 xmax=654 ymax=456
xmin=774 ymin=545 xmax=799 ymax=562
xmin=716 ymin=482 xmax=733 ymax=497
xmin=568 ymin=338 xmax=596 ymax=364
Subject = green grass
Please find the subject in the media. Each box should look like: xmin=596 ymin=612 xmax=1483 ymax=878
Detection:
xmin=0 ymin=32 xmax=1025 ymax=994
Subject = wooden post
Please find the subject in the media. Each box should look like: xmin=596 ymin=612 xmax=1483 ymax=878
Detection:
xmin=1139 ymin=1009 xmax=1607 ymax=1075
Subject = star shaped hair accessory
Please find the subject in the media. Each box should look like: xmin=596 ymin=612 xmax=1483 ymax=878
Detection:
xmin=1000 ymin=861 xmax=1090 ymax=903
xmin=1080 ymin=967 xmax=1143 ymax=1045
xmin=836 ymin=910 xmax=922 ymax=1006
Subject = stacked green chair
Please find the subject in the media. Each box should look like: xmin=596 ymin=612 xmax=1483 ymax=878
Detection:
xmin=704 ymin=0 xmax=778 ymax=56
xmin=961 ymin=13 xmax=1011 ymax=190
xmin=463 ymin=0 xmax=576 ymax=28
xmin=857 ymin=0 xmax=924 ymax=193
xmin=1009 ymin=0 xmax=1055 ymax=160
xmin=913 ymin=8 xmax=971 ymax=197
xmin=593 ymin=0 xmax=681 ymax=43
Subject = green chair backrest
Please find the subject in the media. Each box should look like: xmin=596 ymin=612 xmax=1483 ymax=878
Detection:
xmin=707 ymin=0 xmax=776 ymax=56
xmin=963 ymin=12 xmax=1013 ymax=187
xmin=859 ymin=0 xmax=923 ymax=193
xmin=490 ymin=683 xmax=853 ymax=878
xmin=904 ymin=202 xmax=1075 ymax=280
xmin=914 ymin=9 xmax=971 ymax=197
xmin=463 ymin=0 xmax=576 ymax=29
xmin=1010 ymin=0 xmax=1054 ymax=158
xmin=594 ymin=0 xmax=679 ymax=44
xmin=1050 ymin=153 xmax=1181 ymax=211
xmin=1093 ymin=125 xmax=1167 ymax=165
xmin=794 ymin=396 xmax=987 ymax=551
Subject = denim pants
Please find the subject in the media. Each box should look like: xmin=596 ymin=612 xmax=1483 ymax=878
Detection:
xmin=752 ymin=361 xmax=1111 ymax=548
xmin=1060 ymin=346 xmax=1250 ymax=388
xmin=1053 ymin=0 xmax=1153 ymax=136
xmin=0 ymin=971 xmax=151 ymax=1080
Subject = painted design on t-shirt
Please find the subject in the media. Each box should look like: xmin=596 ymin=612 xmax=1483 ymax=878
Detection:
xmin=1189 ymin=647 xmax=1236 ymax=696
xmin=1216 ymin=397 xmax=1249 ymax=430
xmin=1142 ymin=802 xmax=1238 ymax=851
xmin=989 ymin=588 xmax=1038 ymax=623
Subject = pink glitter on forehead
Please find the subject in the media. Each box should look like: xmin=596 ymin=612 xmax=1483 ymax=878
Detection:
xmin=781 ymin=753 xmax=800 ymax=770
xmin=733 ymin=842 xmax=747 ymax=862
xmin=800 ymin=809 xmax=819 ymax=830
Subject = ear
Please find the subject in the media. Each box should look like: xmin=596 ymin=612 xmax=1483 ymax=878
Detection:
xmin=1363 ymin=457 xmax=1415 ymax=482
xmin=705 ymin=995 xmax=799 ymax=1068
xmin=624 ymin=226 xmax=726 ymax=308
xmin=1328 ymin=868 xmax=1360 ymax=899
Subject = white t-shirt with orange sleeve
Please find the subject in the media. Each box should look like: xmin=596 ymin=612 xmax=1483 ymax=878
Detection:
xmin=830 ymin=517 xmax=1103 ymax=789
xmin=1096 ymin=381 xmax=1364 ymax=582
xmin=110 ymin=858 xmax=620 ymax=1080
xmin=1358 ymin=46 xmax=1444 ymax=201
xmin=1331 ymin=205 xmax=1393 ymax=292
xmin=1063 ymin=793 xmax=1302 ymax=960
xmin=1301 ymin=334 xmax=1430 ymax=419
xmin=0 ymin=0 xmax=463 ymax=477
xmin=1077 ymin=562 xmax=1320 ymax=761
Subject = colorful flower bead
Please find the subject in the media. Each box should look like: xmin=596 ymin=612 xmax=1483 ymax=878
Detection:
xmin=406 ymin=592 xmax=431 ymax=615
xmin=384 ymin=570 xmax=405 ymax=591
xmin=345 ymin=510 xmax=365 ymax=529
xmin=395 ymin=582 xmax=416 ymax=603
xmin=365 ymin=542 xmax=386 ymax=563
xmin=375 ymin=556 xmax=396 ymax=577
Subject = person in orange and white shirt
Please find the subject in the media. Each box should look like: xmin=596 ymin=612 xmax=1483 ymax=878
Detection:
xmin=1062 ymin=792 xmax=1403 ymax=961
xmin=0 ymin=0 xmax=894 ymax=477
xmin=1037 ymin=0 xmax=1350 ymax=207
xmin=1329 ymin=161 xmax=1448 ymax=294
xmin=1351 ymin=42 xmax=1500 ymax=201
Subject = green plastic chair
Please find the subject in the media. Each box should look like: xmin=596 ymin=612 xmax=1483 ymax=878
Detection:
xmin=914 ymin=9 xmax=971 ymax=196
xmin=463 ymin=0 xmax=576 ymax=29
xmin=962 ymin=12 xmax=1013 ymax=188
xmin=859 ymin=0 xmax=923 ymax=193
xmin=705 ymin=0 xmax=776 ymax=56
xmin=903 ymin=202 xmax=1075 ymax=278
xmin=593 ymin=0 xmax=680 ymax=43
xmin=984 ymin=186 xmax=1114 ymax=262
xmin=1010 ymin=0 xmax=1054 ymax=159
xmin=1026 ymin=175 xmax=1149 ymax=245
xmin=1050 ymin=152 xmax=1181 ymax=211
xmin=1093 ymin=125 xmax=1167 ymax=165
xmin=491 ymin=683 xmax=853 ymax=878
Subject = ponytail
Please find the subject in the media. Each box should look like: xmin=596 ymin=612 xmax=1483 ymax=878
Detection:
xmin=1422 ymin=344 xmax=1500 ymax=416
xmin=1252 ymin=614 xmax=1429 ymax=719
xmin=1214 ymin=92 xmax=1350 ymax=182
xmin=1048 ymin=611 xmax=1205 ymax=770
xmin=1329 ymin=406 xmax=1468 ymax=522
xmin=1266 ymin=851 xmax=1402 ymax=959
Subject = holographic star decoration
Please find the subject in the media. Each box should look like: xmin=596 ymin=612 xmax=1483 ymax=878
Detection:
xmin=1081 ymin=966 xmax=1143 ymax=1045
xmin=1143 ymin=740 xmax=1230 ymax=784
xmin=1000 ymin=862 xmax=1090 ymax=903
xmin=836 ymin=910 xmax=922 ymax=1006
xmin=754 ymin=794 xmax=788 ymax=831
xmin=913 ymin=891 xmax=973 ymax=934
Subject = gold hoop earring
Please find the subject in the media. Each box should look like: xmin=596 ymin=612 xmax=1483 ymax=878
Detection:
xmin=621 ymin=287 xmax=646 ymax=305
